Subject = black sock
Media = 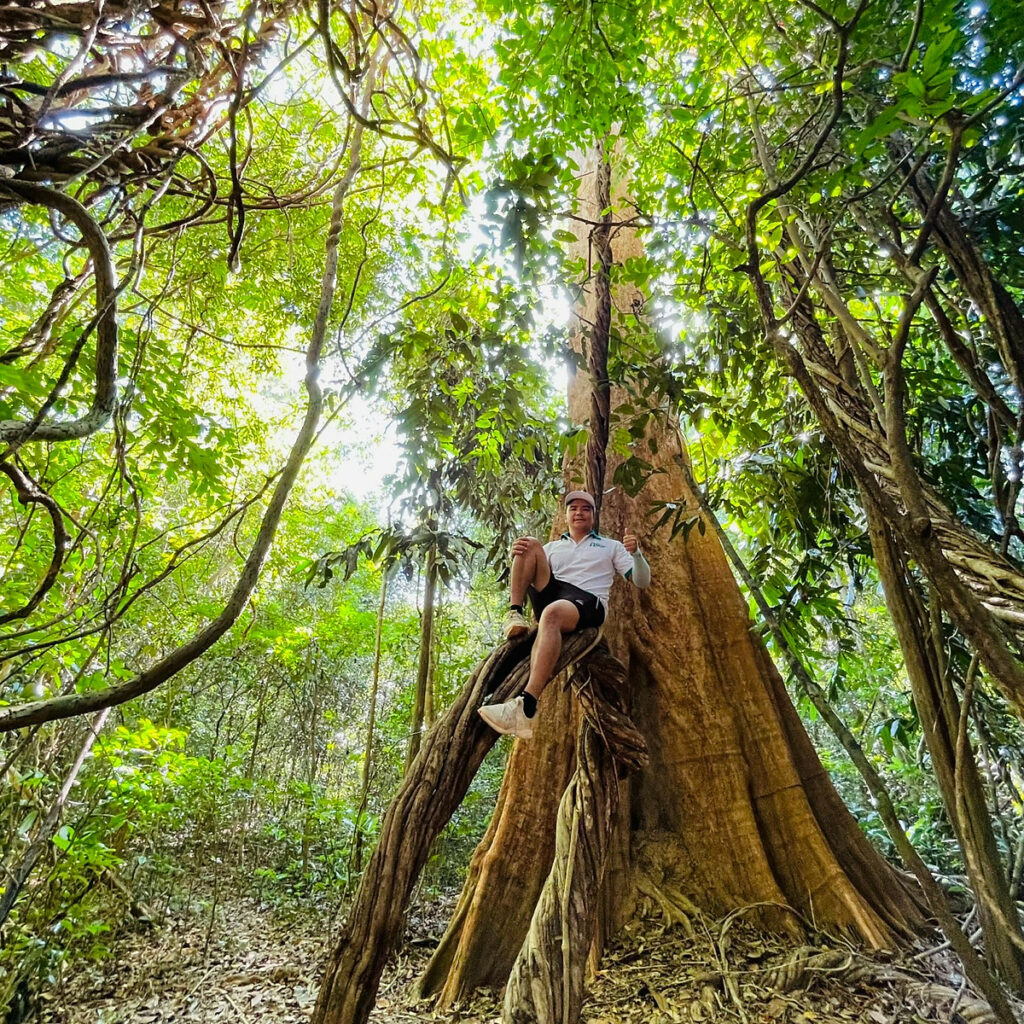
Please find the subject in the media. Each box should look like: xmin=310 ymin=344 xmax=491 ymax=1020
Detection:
xmin=510 ymin=604 xmax=524 ymax=614
xmin=522 ymin=693 xmax=537 ymax=718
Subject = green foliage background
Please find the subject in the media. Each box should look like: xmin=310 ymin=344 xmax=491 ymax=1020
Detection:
xmin=2 ymin=0 xmax=1024 ymax=1011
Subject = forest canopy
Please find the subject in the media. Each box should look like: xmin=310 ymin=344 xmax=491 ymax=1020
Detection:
xmin=2 ymin=0 xmax=1024 ymax=1020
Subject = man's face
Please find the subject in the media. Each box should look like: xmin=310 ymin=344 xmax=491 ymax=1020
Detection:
xmin=566 ymin=499 xmax=594 ymax=531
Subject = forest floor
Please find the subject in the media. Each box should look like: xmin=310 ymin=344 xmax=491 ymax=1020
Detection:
xmin=38 ymin=885 xmax=1012 ymax=1024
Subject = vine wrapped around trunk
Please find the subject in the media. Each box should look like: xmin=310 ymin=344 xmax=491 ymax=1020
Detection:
xmin=504 ymin=643 xmax=645 ymax=1024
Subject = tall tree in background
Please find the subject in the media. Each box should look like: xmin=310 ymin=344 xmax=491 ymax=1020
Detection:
xmin=416 ymin=148 xmax=927 ymax=1011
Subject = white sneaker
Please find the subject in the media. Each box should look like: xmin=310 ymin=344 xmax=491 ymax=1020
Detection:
xmin=503 ymin=609 xmax=530 ymax=639
xmin=478 ymin=696 xmax=534 ymax=739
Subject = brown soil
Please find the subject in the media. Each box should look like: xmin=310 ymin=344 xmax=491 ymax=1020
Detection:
xmin=37 ymin=886 xmax=1016 ymax=1024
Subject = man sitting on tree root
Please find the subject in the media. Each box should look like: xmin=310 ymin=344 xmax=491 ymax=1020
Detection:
xmin=478 ymin=490 xmax=651 ymax=739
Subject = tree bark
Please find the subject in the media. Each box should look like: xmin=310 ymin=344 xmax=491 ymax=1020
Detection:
xmin=413 ymin=659 xmax=580 ymax=1004
xmin=685 ymin=450 xmax=1015 ymax=1023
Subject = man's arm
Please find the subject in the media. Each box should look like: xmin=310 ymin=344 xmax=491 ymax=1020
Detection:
xmin=621 ymin=531 xmax=651 ymax=589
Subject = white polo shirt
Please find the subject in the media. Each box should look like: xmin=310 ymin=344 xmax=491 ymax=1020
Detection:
xmin=543 ymin=531 xmax=637 ymax=606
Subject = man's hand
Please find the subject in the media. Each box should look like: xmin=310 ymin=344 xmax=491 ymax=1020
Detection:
xmin=511 ymin=536 xmax=537 ymax=557
xmin=623 ymin=530 xmax=640 ymax=554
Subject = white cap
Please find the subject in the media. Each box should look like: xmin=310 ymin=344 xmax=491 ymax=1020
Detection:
xmin=564 ymin=490 xmax=595 ymax=510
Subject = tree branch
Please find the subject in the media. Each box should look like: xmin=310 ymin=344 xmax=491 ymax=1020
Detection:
xmin=0 ymin=181 xmax=119 ymax=447
xmin=0 ymin=462 xmax=68 ymax=625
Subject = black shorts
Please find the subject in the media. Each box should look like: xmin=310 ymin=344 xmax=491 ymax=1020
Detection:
xmin=528 ymin=576 xmax=606 ymax=631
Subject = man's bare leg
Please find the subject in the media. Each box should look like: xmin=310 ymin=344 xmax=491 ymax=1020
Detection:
xmin=509 ymin=536 xmax=551 ymax=608
xmin=480 ymin=554 xmax=574 ymax=739
xmin=524 ymin=600 xmax=580 ymax=700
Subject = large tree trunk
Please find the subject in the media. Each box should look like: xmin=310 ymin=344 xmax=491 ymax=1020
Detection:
xmin=420 ymin=426 xmax=926 ymax=1008
xmin=418 ymin=152 xmax=926 ymax=1010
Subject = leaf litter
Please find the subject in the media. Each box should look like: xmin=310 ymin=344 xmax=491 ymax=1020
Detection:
xmin=38 ymin=889 xmax=1021 ymax=1024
